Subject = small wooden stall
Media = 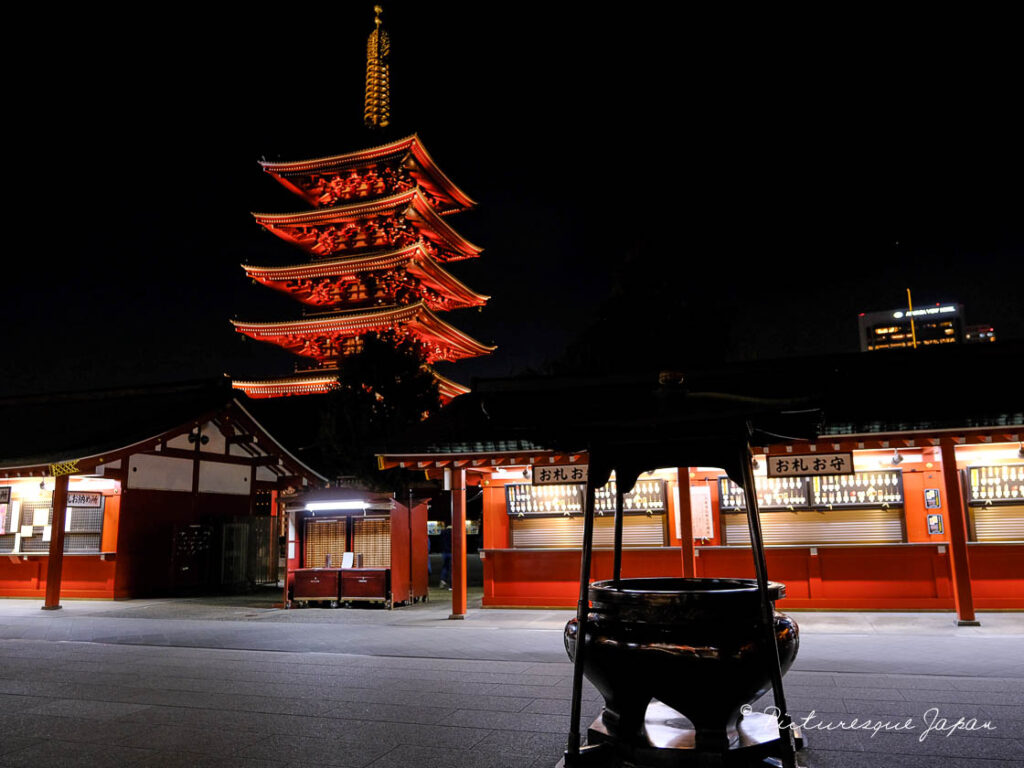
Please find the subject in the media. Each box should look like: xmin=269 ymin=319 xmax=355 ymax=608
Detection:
xmin=282 ymin=488 xmax=428 ymax=609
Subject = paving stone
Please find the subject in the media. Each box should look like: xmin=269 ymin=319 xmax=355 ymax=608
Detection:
xmin=902 ymin=688 xmax=1024 ymax=705
xmin=22 ymin=697 xmax=153 ymax=720
xmin=0 ymin=738 xmax=42 ymax=758
xmin=321 ymin=701 xmax=456 ymax=725
xmin=801 ymin=748 xmax=1021 ymax=768
xmin=0 ymin=740 xmax=154 ymax=768
xmin=363 ymin=743 xmax=543 ymax=768
xmin=868 ymin=732 xmax=1023 ymax=760
xmin=130 ymin=752 xmax=286 ymax=768
xmin=442 ymin=709 xmax=569 ymax=733
xmin=474 ymin=730 xmax=569 ymax=755
xmin=110 ymin=723 xmax=267 ymax=756
xmin=235 ymin=734 xmax=389 ymax=767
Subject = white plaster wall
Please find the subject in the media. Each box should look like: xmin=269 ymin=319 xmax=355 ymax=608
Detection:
xmin=198 ymin=461 xmax=251 ymax=496
xmin=128 ymin=455 xmax=194 ymax=492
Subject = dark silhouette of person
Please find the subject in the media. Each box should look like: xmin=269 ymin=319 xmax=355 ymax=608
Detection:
xmin=439 ymin=523 xmax=452 ymax=590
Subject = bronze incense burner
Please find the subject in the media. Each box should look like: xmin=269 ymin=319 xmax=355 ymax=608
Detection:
xmin=564 ymin=577 xmax=799 ymax=752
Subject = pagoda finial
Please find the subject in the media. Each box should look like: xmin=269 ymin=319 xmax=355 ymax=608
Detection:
xmin=364 ymin=4 xmax=391 ymax=130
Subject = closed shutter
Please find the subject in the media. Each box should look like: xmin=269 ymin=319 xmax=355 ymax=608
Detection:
xmin=971 ymin=506 xmax=1024 ymax=542
xmin=724 ymin=509 xmax=904 ymax=545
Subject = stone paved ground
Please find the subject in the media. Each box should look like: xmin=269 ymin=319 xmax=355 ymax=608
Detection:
xmin=0 ymin=589 xmax=1020 ymax=767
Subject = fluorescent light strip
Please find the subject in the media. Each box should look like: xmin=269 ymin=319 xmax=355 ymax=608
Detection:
xmin=305 ymin=501 xmax=368 ymax=512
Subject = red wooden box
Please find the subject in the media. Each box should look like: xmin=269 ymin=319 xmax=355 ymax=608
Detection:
xmin=293 ymin=568 xmax=341 ymax=603
xmin=341 ymin=567 xmax=390 ymax=606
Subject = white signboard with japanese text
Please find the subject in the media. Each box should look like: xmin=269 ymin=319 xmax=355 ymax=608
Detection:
xmin=767 ymin=453 xmax=854 ymax=478
xmin=67 ymin=492 xmax=102 ymax=508
xmin=532 ymin=464 xmax=588 ymax=485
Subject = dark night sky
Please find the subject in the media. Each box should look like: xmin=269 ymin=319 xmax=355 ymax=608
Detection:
xmin=5 ymin=4 xmax=1022 ymax=397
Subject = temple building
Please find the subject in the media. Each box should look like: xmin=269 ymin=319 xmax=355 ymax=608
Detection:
xmin=232 ymin=10 xmax=492 ymax=402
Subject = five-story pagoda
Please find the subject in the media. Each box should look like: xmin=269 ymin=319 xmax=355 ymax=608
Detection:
xmin=232 ymin=8 xmax=492 ymax=401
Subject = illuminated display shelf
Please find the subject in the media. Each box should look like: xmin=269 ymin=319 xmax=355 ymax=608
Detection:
xmin=719 ymin=470 xmax=904 ymax=512
xmin=505 ymin=480 xmax=667 ymax=517
xmin=966 ymin=465 xmax=1024 ymax=506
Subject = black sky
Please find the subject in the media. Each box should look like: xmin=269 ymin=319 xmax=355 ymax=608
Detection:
xmin=5 ymin=4 xmax=1022 ymax=396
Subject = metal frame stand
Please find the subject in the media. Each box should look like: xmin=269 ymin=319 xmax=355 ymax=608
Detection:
xmin=562 ymin=443 xmax=803 ymax=768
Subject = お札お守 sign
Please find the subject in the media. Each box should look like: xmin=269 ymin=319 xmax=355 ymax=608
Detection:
xmin=532 ymin=465 xmax=588 ymax=485
xmin=767 ymin=453 xmax=854 ymax=478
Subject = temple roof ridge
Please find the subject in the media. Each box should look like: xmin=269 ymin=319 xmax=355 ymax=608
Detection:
xmin=259 ymin=134 xmax=419 ymax=173
xmin=230 ymin=301 xmax=496 ymax=358
xmin=259 ymin=133 xmax=475 ymax=210
xmin=251 ymin=188 xmax=483 ymax=260
xmin=232 ymin=365 xmax=469 ymax=402
xmin=240 ymin=241 xmax=490 ymax=306
xmin=428 ymin=368 xmax=470 ymax=398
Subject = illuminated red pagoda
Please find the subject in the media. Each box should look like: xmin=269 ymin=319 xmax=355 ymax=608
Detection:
xmin=232 ymin=11 xmax=492 ymax=401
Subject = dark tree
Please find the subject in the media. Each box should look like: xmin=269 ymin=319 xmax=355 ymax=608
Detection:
xmin=317 ymin=331 xmax=442 ymax=490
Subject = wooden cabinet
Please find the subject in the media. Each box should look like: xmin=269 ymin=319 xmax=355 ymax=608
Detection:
xmin=292 ymin=568 xmax=340 ymax=606
xmin=341 ymin=567 xmax=391 ymax=607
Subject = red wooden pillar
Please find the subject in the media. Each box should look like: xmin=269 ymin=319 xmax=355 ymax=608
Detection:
xmin=450 ymin=468 xmax=467 ymax=619
xmin=676 ymin=468 xmax=695 ymax=577
xmin=42 ymin=474 xmax=69 ymax=610
xmin=939 ymin=438 xmax=979 ymax=626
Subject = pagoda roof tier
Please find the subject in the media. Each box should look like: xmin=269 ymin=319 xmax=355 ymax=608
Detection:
xmin=231 ymin=302 xmax=496 ymax=365
xmin=252 ymin=189 xmax=482 ymax=262
xmin=241 ymin=242 xmax=488 ymax=311
xmin=232 ymin=366 xmax=469 ymax=404
xmin=232 ymin=372 xmax=340 ymax=399
xmin=259 ymin=134 xmax=475 ymax=214
xmin=430 ymin=369 xmax=471 ymax=402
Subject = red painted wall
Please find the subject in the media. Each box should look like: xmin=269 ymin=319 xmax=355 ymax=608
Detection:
xmin=0 ymin=555 xmax=117 ymax=599
xmin=968 ymin=544 xmax=1024 ymax=609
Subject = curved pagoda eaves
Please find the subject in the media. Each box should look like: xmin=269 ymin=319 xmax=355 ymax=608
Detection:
xmin=233 ymin=366 xmax=469 ymax=404
xmin=431 ymin=369 xmax=471 ymax=401
xmin=241 ymin=242 xmax=488 ymax=312
xmin=231 ymin=302 xmax=496 ymax=365
xmin=233 ymin=372 xmax=340 ymax=399
xmin=259 ymin=134 xmax=475 ymax=214
xmin=252 ymin=189 xmax=482 ymax=262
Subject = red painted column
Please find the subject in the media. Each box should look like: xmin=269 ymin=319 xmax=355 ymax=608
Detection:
xmin=42 ymin=474 xmax=69 ymax=610
xmin=450 ymin=468 xmax=467 ymax=619
xmin=939 ymin=438 xmax=979 ymax=625
xmin=676 ymin=468 xmax=695 ymax=577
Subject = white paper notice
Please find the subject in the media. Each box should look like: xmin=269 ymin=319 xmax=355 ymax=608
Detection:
xmin=42 ymin=525 xmax=52 ymax=542
xmin=675 ymin=485 xmax=715 ymax=540
xmin=20 ymin=525 xmax=34 ymax=538
xmin=33 ymin=508 xmax=49 ymax=526
xmin=690 ymin=486 xmax=714 ymax=540
xmin=341 ymin=552 xmax=354 ymax=568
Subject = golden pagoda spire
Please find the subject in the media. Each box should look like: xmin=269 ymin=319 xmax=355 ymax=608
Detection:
xmin=364 ymin=5 xmax=391 ymax=129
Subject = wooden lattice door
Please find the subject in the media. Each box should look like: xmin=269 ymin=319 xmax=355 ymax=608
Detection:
xmin=353 ymin=517 xmax=390 ymax=567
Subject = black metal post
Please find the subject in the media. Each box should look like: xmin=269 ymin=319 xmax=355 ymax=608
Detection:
xmin=612 ymin=481 xmax=624 ymax=585
xmin=739 ymin=445 xmax=797 ymax=767
xmin=566 ymin=478 xmax=598 ymax=762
